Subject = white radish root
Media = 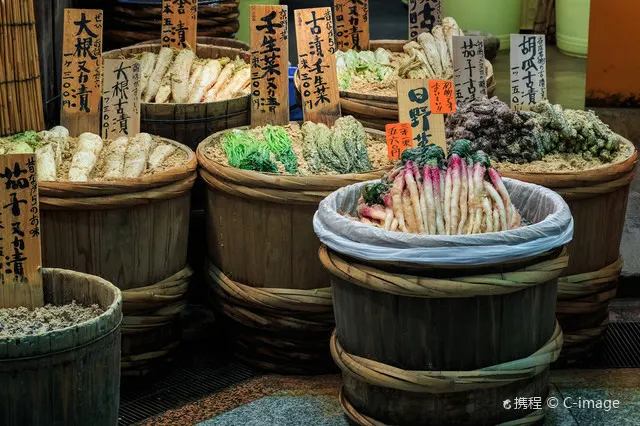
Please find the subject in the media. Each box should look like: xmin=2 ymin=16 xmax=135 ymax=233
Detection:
xmin=484 ymin=181 xmax=508 ymax=232
xmin=404 ymin=166 xmax=425 ymax=234
xmin=457 ymin=160 xmax=468 ymax=234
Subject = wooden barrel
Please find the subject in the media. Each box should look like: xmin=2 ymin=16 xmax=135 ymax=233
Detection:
xmin=135 ymin=36 xmax=249 ymax=51
xmin=500 ymin=137 xmax=638 ymax=363
xmin=294 ymin=40 xmax=496 ymax=131
xmin=39 ymin=138 xmax=197 ymax=375
xmin=102 ymin=43 xmax=250 ymax=151
xmin=197 ymin=127 xmax=390 ymax=373
xmin=0 ymin=268 xmax=122 ymax=426
xmin=320 ymin=245 xmax=567 ymax=425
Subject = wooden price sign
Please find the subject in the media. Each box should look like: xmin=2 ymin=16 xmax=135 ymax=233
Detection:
xmin=334 ymin=0 xmax=370 ymax=52
xmin=386 ymin=123 xmax=412 ymax=159
xmin=452 ymin=35 xmax=487 ymax=106
xmin=250 ymin=5 xmax=289 ymax=127
xmin=162 ymin=0 xmax=198 ymax=50
xmin=60 ymin=9 xmax=103 ymax=137
xmin=409 ymin=0 xmax=442 ymax=41
xmin=295 ymin=7 xmax=341 ymax=126
xmin=397 ymin=79 xmax=446 ymax=152
xmin=0 ymin=154 xmax=43 ymax=309
xmin=510 ymin=34 xmax=547 ymax=110
xmin=102 ymin=59 xmax=142 ymax=139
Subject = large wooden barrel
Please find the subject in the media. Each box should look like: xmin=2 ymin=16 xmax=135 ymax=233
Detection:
xmin=294 ymin=40 xmax=496 ymax=131
xmin=135 ymin=36 xmax=249 ymax=51
xmin=103 ymin=43 xmax=250 ymax=151
xmin=40 ymin=138 xmax=197 ymax=375
xmin=500 ymin=137 xmax=638 ymax=362
xmin=197 ymin=127 xmax=390 ymax=373
xmin=0 ymin=268 xmax=122 ymax=426
xmin=316 ymin=178 xmax=570 ymax=425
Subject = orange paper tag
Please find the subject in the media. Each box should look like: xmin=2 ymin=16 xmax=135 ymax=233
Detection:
xmin=429 ymin=79 xmax=456 ymax=114
xmin=386 ymin=123 xmax=413 ymax=159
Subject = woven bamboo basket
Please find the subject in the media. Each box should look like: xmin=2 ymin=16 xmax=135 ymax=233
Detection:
xmin=39 ymin=138 xmax=197 ymax=374
xmin=197 ymin=126 xmax=390 ymax=373
xmin=103 ymin=43 xmax=250 ymax=151
xmin=0 ymin=268 xmax=122 ymax=426
xmin=320 ymin=242 xmax=567 ymax=425
xmin=294 ymin=40 xmax=496 ymax=131
xmin=500 ymin=136 xmax=638 ymax=363
xmin=135 ymin=36 xmax=249 ymax=51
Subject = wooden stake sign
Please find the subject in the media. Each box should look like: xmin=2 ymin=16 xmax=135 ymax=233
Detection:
xmin=452 ymin=35 xmax=487 ymax=106
xmin=162 ymin=0 xmax=198 ymax=50
xmin=250 ymin=5 xmax=289 ymax=127
xmin=0 ymin=154 xmax=43 ymax=308
xmin=334 ymin=0 xmax=370 ymax=52
xmin=409 ymin=0 xmax=442 ymax=41
xmin=60 ymin=9 xmax=103 ymax=137
xmin=510 ymin=34 xmax=547 ymax=110
xmin=295 ymin=7 xmax=341 ymax=126
xmin=102 ymin=59 xmax=142 ymax=139
xmin=397 ymin=78 xmax=446 ymax=151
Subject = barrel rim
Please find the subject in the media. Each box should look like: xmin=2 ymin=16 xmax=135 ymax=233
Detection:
xmin=38 ymin=137 xmax=197 ymax=198
xmin=195 ymin=124 xmax=391 ymax=192
xmin=0 ymin=268 xmax=123 ymax=360
xmin=499 ymin=137 xmax=637 ymax=188
xmin=102 ymin=43 xmax=251 ymax=107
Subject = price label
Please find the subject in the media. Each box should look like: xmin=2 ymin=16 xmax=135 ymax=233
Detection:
xmin=0 ymin=154 xmax=43 ymax=308
xmin=295 ymin=7 xmax=341 ymax=126
xmin=61 ymin=9 xmax=103 ymax=136
xmin=409 ymin=0 xmax=442 ymax=41
xmin=397 ymin=79 xmax=446 ymax=153
xmin=102 ymin=59 xmax=142 ymax=139
xmin=386 ymin=123 xmax=413 ymax=159
xmin=510 ymin=34 xmax=547 ymax=110
xmin=452 ymin=35 xmax=487 ymax=106
xmin=162 ymin=0 xmax=198 ymax=50
xmin=429 ymin=79 xmax=456 ymax=114
xmin=334 ymin=0 xmax=370 ymax=52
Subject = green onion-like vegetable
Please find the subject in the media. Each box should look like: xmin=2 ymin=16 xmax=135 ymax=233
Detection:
xmin=263 ymin=125 xmax=298 ymax=174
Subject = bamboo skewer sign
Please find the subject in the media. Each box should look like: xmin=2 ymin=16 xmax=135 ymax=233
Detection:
xmin=250 ymin=5 xmax=289 ymax=127
xmin=397 ymin=78 xmax=447 ymax=152
xmin=102 ymin=59 xmax=142 ymax=139
xmin=452 ymin=36 xmax=487 ymax=107
xmin=334 ymin=0 xmax=370 ymax=52
xmin=60 ymin=9 xmax=103 ymax=137
xmin=409 ymin=0 xmax=442 ymax=41
xmin=510 ymin=34 xmax=547 ymax=110
xmin=0 ymin=154 xmax=43 ymax=309
xmin=294 ymin=7 xmax=341 ymax=126
xmin=162 ymin=0 xmax=198 ymax=50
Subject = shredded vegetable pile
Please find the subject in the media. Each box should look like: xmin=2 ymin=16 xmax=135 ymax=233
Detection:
xmin=350 ymin=140 xmax=522 ymax=235
xmin=223 ymin=125 xmax=298 ymax=174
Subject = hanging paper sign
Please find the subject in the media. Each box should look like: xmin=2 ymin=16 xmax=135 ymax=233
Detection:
xmin=334 ymin=0 xmax=370 ymax=52
xmin=386 ymin=123 xmax=412 ymax=159
xmin=452 ymin=35 xmax=487 ymax=106
xmin=510 ymin=34 xmax=547 ymax=110
xmin=429 ymin=79 xmax=456 ymax=114
xmin=397 ymin=78 xmax=446 ymax=152
xmin=250 ymin=5 xmax=289 ymax=127
xmin=409 ymin=0 xmax=442 ymax=41
xmin=60 ymin=9 xmax=103 ymax=137
xmin=294 ymin=7 xmax=341 ymax=126
xmin=162 ymin=0 xmax=198 ymax=49
xmin=0 ymin=154 xmax=43 ymax=309
xmin=102 ymin=59 xmax=142 ymax=139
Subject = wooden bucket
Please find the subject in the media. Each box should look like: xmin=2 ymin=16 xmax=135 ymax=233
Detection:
xmin=102 ymin=43 xmax=250 ymax=151
xmin=0 ymin=268 xmax=122 ymax=426
xmin=135 ymin=36 xmax=249 ymax=51
xmin=294 ymin=40 xmax=496 ymax=131
xmin=197 ymin=127 xmax=389 ymax=373
xmin=39 ymin=138 xmax=197 ymax=374
xmin=500 ymin=137 xmax=638 ymax=362
xmin=320 ymin=245 xmax=567 ymax=426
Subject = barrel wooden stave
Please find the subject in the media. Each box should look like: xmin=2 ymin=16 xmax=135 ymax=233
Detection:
xmin=0 ymin=268 xmax=121 ymax=426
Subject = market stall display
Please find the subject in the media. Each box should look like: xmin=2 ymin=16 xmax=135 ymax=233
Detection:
xmin=447 ymin=97 xmax=638 ymax=361
xmin=294 ymin=18 xmax=495 ymax=131
xmin=197 ymin=117 xmax=392 ymax=372
xmin=13 ymin=126 xmax=197 ymax=374
xmin=135 ymin=36 xmax=249 ymax=51
xmin=315 ymin=175 xmax=573 ymax=425
xmin=0 ymin=268 xmax=122 ymax=426
xmin=103 ymin=44 xmax=250 ymax=151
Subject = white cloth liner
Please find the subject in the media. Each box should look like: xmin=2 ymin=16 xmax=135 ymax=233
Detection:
xmin=313 ymin=178 xmax=574 ymax=266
